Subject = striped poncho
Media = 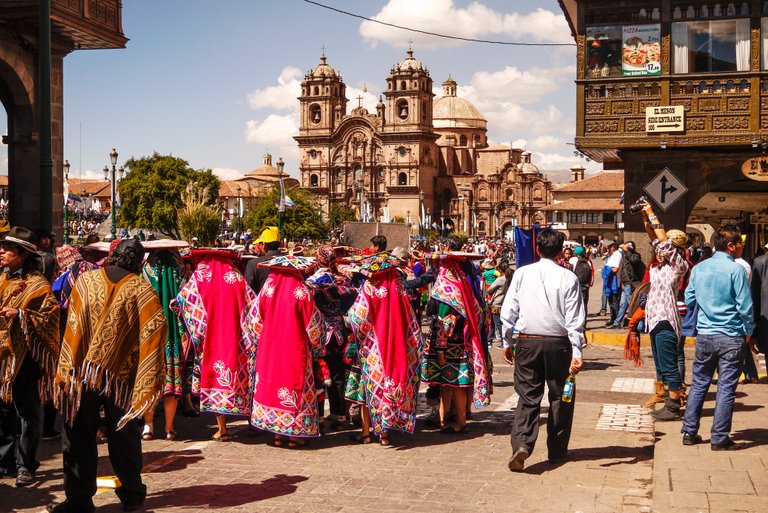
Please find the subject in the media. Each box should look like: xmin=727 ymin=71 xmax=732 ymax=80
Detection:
xmin=56 ymin=269 xmax=168 ymax=429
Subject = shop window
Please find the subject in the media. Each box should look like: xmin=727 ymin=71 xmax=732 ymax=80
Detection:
xmin=568 ymin=212 xmax=584 ymax=224
xmin=585 ymin=212 xmax=600 ymax=224
xmin=586 ymin=26 xmax=622 ymax=77
xmin=672 ymin=19 xmax=750 ymax=74
xmin=398 ymin=172 xmax=408 ymax=186
xmin=602 ymin=212 xmax=615 ymax=223
xmin=555 ymin=212 xmax=564 ymax=223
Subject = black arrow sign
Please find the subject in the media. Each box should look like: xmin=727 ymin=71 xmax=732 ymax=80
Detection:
xmin=660 ymin=175 xmax=678 ymax=203
xmin=657 ymin=123 xmax=682 ymax=129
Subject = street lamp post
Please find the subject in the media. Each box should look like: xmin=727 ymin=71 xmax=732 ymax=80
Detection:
xmin=63 ymin=159 xmax=70 ymax=244
xmin=236 ymin=185 xmax=242 ymax=240
xmin=276 ymin=157 xmax=285 ymax=241
xmin=104 ymin=148 xmax=118 ymax=240
xmin=439 ymin=209 xmax=445 ymax=236
xmin=418 ymin=190 xmax=424 ymax=237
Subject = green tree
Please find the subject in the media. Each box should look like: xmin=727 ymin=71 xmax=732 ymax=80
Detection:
xmin=327 ymin=204 xmax=357 ymax=231
xmin=177 ymin=183 xmax=222 ymax=245
xmin=242 ymin=186 xmax=327 ymax=240
xmin=119 ymin=153 xmax=219 ymax=239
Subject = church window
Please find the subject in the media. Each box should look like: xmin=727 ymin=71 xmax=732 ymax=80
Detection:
xmin=313 ymin=86 xmax=319 ymax=95
xmin=335 ymin=168 xmax=342 ymax=180
xmin=397 ymin=100 xmax=409 ymax=120
xmin=398 ymin=172 xmax=408 ymax=186
xmin=506 ymin=189 xmax=514 ymax=201
xmin=310 ymin=104 xmax=322 ymax=124
xmin=354 ymin=165 xmax=362 ymax=181
xmin=479 ymin=221 xmax=486 ymax=233
xmin=534 ymin=188 xmax=543 ymax=201
xmin=421 ymin=103 xmax=426 ymax=120
xmin=473 ymin=134 xmax=481 ymax=146
xmin=398 ymin=146 xmax=407 ymax=156
xmin=459 ymin=135 xmax=467 ymax=146
xmin=310 ymin=174 xmax=319 ymax=187
xmin=326 ymin=86 xmax=330 ymax=93
xmin=401 ymin=81 xmax=407 ymax=90
xmin=479 ymin=188 xmax=488 ymax=201
xmin=309 ymin=149 xmax=317 ymax=159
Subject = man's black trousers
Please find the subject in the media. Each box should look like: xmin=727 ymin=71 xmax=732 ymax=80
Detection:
xmin=62 ymin=390 xmax=146 ymax=511
xmin=511 ymin=337 xmax=575 ymax=460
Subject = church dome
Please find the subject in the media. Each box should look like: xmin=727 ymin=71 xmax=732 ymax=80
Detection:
xmin=518 ymin=152 xmax=540 ymax=174
xmin=310 ymin=55 xmax=338 ymax=78
xmin=398 ymin=49 xmax=423 ymax=72
xmin=433 ymin=76 xmax=487 ymax=130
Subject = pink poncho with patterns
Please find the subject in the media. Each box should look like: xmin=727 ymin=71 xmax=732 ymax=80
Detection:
xmin=175 ymin=254 xmax=257 ymax=416
xmin=250 ymin=269 xmax=323 ymax=437
xmin=345 ymin=267 xmax=421 ymax=435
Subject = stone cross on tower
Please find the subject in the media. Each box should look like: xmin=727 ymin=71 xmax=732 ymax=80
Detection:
xmin=357 ymin=94 xmax=363 ymax=108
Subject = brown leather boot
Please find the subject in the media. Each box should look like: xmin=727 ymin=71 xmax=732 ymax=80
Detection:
xmin=642 ymin=381 xmax=665 ymax=409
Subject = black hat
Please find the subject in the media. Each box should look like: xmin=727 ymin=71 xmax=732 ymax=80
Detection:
xmin=111 ymin=238 xmax=145 ymax=272
xmin=5 ymin=226 xmax=39 ymax=254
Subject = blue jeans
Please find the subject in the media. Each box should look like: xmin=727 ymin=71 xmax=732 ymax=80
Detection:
xmin=682 ymin=334 xmax=744 ymax=446
xmin=678 ymin=335 xmax=686 ymax=383
xmin=492 ymin=312 xmax=502 ymax=342
xmin=612 ymin=284 xmax=633 ymax=327
xmin=650 ymin=322 xmax=682 ymax=391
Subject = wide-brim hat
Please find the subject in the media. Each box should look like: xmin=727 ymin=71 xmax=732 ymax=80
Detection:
xmin=5 ymin=226 xmax=39 ymax=254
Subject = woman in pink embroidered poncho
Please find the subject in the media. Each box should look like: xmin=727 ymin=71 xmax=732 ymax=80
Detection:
xmin=342 ymin=252 xmax=421 ymax=446
xmin=250 ymin=256 xmax=324 ymax=447
xmin=175 ymin=251 xmax=258 ymax=441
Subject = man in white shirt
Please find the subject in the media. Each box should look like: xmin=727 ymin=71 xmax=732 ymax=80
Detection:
xmin=500 ymin=228 xmax=585 ymax=472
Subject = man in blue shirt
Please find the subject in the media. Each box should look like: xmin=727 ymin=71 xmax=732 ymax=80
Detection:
xmin=682 ymin=225 xmax=755 ymax=451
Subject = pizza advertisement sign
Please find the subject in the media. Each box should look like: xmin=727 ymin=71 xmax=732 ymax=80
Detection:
xmin=622 ymin=24 xmax=661 ymax=76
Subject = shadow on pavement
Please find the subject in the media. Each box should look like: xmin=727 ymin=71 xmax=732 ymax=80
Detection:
xmin=522 ymin=444 xmax=653 ymax=475
xmin=732 ymin=427 xmax=768 ymax=447
xmin=141 ymin=449 xmax=205 ymax=474
xmin=140 ymin=474 xmax=308 ymax=510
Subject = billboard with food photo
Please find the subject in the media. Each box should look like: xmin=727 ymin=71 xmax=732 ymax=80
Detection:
xmin=622 ymin=24 xmax=661 ymax=76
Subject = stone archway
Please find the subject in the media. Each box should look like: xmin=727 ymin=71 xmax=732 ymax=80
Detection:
xmin=0 ymin=53 xmax=46 ymax=228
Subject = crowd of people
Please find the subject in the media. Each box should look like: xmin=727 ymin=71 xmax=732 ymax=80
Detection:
xmin=0 ymin=205 xmax=765 ymax=509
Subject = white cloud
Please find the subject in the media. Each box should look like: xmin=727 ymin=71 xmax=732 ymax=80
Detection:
xmin=212 ymin=167 xmax=244 ymax=181
xmin=245 ymin=113 xmax=299 ymax=147
xmin=360 ymin=0 xmax=572 ymax=49
xmin=468 ymin=65 xmax=575 ymax=105
xmin=247 ymin=66 xmax=303 ymax=111
xmin=346 ymin=84 xmax=381 ymax=112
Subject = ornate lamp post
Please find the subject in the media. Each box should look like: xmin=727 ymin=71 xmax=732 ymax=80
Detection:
xmin=276 ymin=157 xmax=285 ymax=240
xmin=418 ymin=190 xmax=424 ymax=237
xmin=104 ymin=148 xmax=119 ymax=240
xmin=236 ymin=185 xmax=242 ymax=240
xmin=63 ymin=159 xmax=70 ymax=244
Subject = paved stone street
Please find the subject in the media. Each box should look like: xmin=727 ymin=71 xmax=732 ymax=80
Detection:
xmin=7 ymin=334 xmax=766 ymax=513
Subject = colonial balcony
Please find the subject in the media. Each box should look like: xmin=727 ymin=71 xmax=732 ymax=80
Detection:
xmin=576 ymin=74 xmax=766 ymax=163
xmin=0 ymin=0 xmax=127 ymax=49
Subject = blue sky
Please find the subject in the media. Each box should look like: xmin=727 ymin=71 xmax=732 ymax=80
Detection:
xmin=3 ymin=0 xmax=599 ymax=182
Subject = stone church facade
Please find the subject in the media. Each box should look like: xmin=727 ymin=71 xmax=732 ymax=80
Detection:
xmin=294 ymin=50 xmax=553 ymax=238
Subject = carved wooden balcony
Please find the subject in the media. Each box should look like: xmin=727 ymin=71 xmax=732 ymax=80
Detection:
xmin=0 ymin=0 xmax=127 ymax=50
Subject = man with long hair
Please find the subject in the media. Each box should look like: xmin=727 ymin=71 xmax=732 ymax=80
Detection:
xmin=51 ymin=238 xmax=167 ymax=512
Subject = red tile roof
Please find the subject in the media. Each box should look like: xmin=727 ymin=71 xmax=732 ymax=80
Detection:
xmin=555 ymin=172 xmax=624 ymax=193
xmin=542 ymin=198 xmax=623 ymax=212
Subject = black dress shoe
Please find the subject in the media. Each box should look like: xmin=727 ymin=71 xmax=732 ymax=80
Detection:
xmin=0 ymin=468 xmax=15 ymax=479
xmin=548 ymin=452 xmax=573 ymax=464
xmin=122 ymin=498 xmax=145 ymax=512
xmin=711 ymin=439 xmax=749 ymax=451
xmin=682 ymin=433 xmax=702 ymax=446
xmin=15 ymin=468 xmax=34 ymax=487
xmin=47 ymin=500 xmax=96 ymax=513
